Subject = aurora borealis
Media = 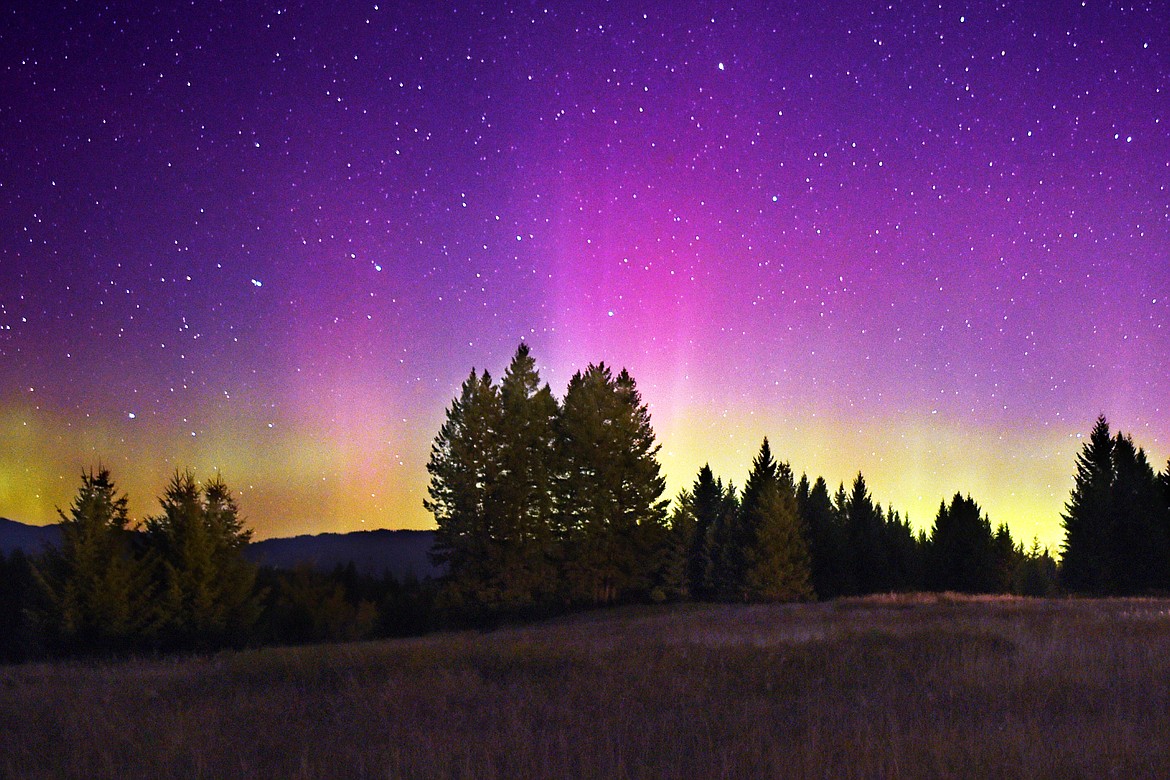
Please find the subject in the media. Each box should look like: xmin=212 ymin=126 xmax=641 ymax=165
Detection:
xmin=1 ymin=1 xmax=1166 ymax=549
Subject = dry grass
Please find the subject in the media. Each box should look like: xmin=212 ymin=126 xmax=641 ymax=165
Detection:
xmin=3 ymin=595 xmax=1170 ymax=778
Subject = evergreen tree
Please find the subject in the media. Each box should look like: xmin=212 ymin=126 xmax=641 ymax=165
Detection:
xmin=557 ymin=364 xmax=669 ymax=604
xmin=659 ymin=489 xmax=696 ymax=601
xmin=494 ymin=343 xmax=560 ymax=604
xmin=799 ymin=475 xmax=850 ymax=599
xmin=845 ymin=473 xmax=891 ymax=593
xmin=883 ymin=506 xmax=924 ymax=591
xmin=831 ymin=482 xmax=858 ymax=595
xmin=743 ymin=466 xmax=814 ymax=602
xmin=688 ymin=464 xmax=727 ymax=599
xmin=992 ymin=523 xmax=1018 ymax=593
xmin=711 ymin=439 xmax=813 ymax=601
xmin=926 ymin=493 xmax=997 ymax=593
xmin=1061 ymin=417 xmax=1170 ymax=594
xmin=1109 ymin=434 xmax=1169 ymax=593
xmin=706 ymin=478 xmax=740 ymax=598
xmin=715 ymin=439 xmax=778 ymax=600
xmin=143 ymin=471 xmax=258 ymax=647
xmin=1013 ymin=539 xmax=1060 ymax=596
xmin=31 ymin=467 xmax=152 ymax=652
xmin=1061 ymin=416 xmax=1115 ymax=593
xmin=426 ymin=368 xmax=504 ymax=607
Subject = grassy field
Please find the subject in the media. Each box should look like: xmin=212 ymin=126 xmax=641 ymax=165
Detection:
xmin=3 ymin=594 xmax=1169 ymax=778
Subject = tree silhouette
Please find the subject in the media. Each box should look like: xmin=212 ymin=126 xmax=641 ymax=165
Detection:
xmin=688 ymin=464 xmax=731 ymax=599
xmin=426 ymin=368 xmax=503 ymax=607
xmin=710 ymin=439 xmax=812 ymax=601
xmin=845 ymin=473 xmax=892 ymax=593
xmin=1061 ymin=416 xmax=1170 ymax=594
xmin=143 ymin=471 xmax=258 ymax=647
xmin=926 ymin=493 xmax=998 ymax=593
xmin=799 ymin=475 xmax=851 ymax=598
xmin=659 ymin=488 xmax=696 ymax=600
xmin=494 ymin=344 xmax=560 ymax=604
xmin=557 ymin=364 xmax=669 ymax=604
xmin=743 ymin=462 xmax=813 ymax=602
xmin=31 ymin=467 xmax=153 ymax=652
xmin=1061 ymin=416 xmax=1116 ymax=593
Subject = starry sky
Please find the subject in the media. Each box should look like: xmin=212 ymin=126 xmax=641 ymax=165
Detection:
xmin=1 ymin=1 xmax=1167 ymax=549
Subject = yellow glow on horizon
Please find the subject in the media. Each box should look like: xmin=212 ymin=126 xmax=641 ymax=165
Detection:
xmin=655 ymin=405 xmax=1086 ymax=554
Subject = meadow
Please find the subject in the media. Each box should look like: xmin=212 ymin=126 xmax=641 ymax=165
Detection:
xmin=3 ymin=594 xmax=1169 ymax=778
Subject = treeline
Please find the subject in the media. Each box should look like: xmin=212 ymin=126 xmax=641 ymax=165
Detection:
xmin=0 ymin=469 xmax=435 ymax=662
xmin=4 ymin=346 xmax=1167 ymax=660
xmin=427 ymin=345 xmax=1065 ymax=613
xmin=1062 ymin=416 xmax=1170 ymax=594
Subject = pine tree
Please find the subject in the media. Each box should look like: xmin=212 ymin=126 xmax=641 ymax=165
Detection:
xmin=31 ymin=467 xmax=153 ymax=652
xmin=883 ymin=506 xmax=924 ymax=591
xmin=799 ymin=475 xmax=850 ymax=599
xmin=494 ymin=343 xmax=560 ymax=604
xmin=743 ymin=466 xmax=814 ymax=602
xmin=557 ymin=364 xmax=668 ymax=604
xmin=715 ymin=439 xmax=778 ymax=600
xmin=426 ymin=368 xmax=503 ymax=607
xmin=1061 ymin=416 xmax=1115 ymax=593
xmin=845 ymin=473 xmax=890 ymax=593
xmin=926 ymin=493 xmax=997 ymax=593
xmin=688 ymin=464 xmax=726 ymax=599
xmin=143 ymin=471 xmax=258 ymax=647
xmin=659 ymin=489 xmax=696 ymax=601
xmin=1108 ymin=434 xmax=1169 ymax=593
xmin=992 ymin=523 xmax=1017 ymax=592
xmin=706 ymin=479 xmax=740 ymax=598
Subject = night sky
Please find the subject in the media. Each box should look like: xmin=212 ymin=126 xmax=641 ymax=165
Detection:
xmin=2 ymin=1 xmax=1167 ymax=549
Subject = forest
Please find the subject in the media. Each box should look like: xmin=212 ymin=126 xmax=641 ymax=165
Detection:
xmin=2 ymin=344 xmax=1169 ymax=660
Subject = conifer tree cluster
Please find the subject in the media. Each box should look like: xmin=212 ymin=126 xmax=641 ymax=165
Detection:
xmin=428 ymin=347 xmax=1064 ymax=611
xmin=427 ymin=344 xmax=669 ymax=608
xmin=29 ymin=467 xmax=257 ymax=653
xmin=1061 ymin=416 xmax=1170 ymax=595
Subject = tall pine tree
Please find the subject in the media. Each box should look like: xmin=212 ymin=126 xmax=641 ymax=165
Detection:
xmin=1061 ymin=416 xmax=1116 ymax=593
xmin=557 ymin=364 xmax=668 ymax=604
xmin=32 ymin=468 xmax=153 ymax=652
xmin=143 ymin=471 xmax=258 ymax=648
xmin=426 ymin=368 xmax=503 ymax=607
xmin=494 ymin=343 xmax=560 ymax=604
xmin=799 ymin=475 xmax=851 ymax=599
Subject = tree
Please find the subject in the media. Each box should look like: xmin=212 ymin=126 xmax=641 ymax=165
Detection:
xmin=926 ymin=493 xmax=997 ymax=593
xmin=557 ymin=363 xmax=669 ymax=604
xmin=1109 ymin=434 xmax=1169 ymax=593
xmin=688 ymin=465 xmax=730 ymax=599
xmin=845 ymin=473 xmax=891 ymax=594
xmin=658 ymin=489 xmax=696 ymax=601
xmin=426 ymin=368 xmax=503 ymax=607
xmin=143 ymin=471 xmax=258 ymax=647
xmin=1013 ymin=539 xmax=1060 ymax=596
xmin=1061 ymin=416 xmax=1116 ymax=593
xmin=883 ymin=506 xmax=925 ymax=592
xmin=743 ymin=465 xmax=814 ymax=602
xmin=1061 ymin=417 xmax=1170 ymax=594
xmin=31 ymin=467 xmax=152 ymax=651
xmin=713 ymin=439 xmax=778 ymax=600
xmin=799 ymin=475 xmax=850 ymax=599
xmin=494 ymin=343 xmax=561 ymax=604
xmin=711 ymin=439 xmax=812 ymax=602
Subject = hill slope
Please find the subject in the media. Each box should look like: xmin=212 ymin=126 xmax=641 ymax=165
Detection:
xmin=246 ymin=529 xmax=439 ymax=579
xmin=1 ymin=518 xmax=438 ymax=580
xmin=0 ymin=518 xmax=61 ymax=555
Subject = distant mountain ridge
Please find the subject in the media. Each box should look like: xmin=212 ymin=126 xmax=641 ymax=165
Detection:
xmin=0 ymin=517 xmax=61 ymax=555
xmin=0 ymin=518 xmax=438 ymax=580
xmin=247 ymin=529 xmax=440 ymax=579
